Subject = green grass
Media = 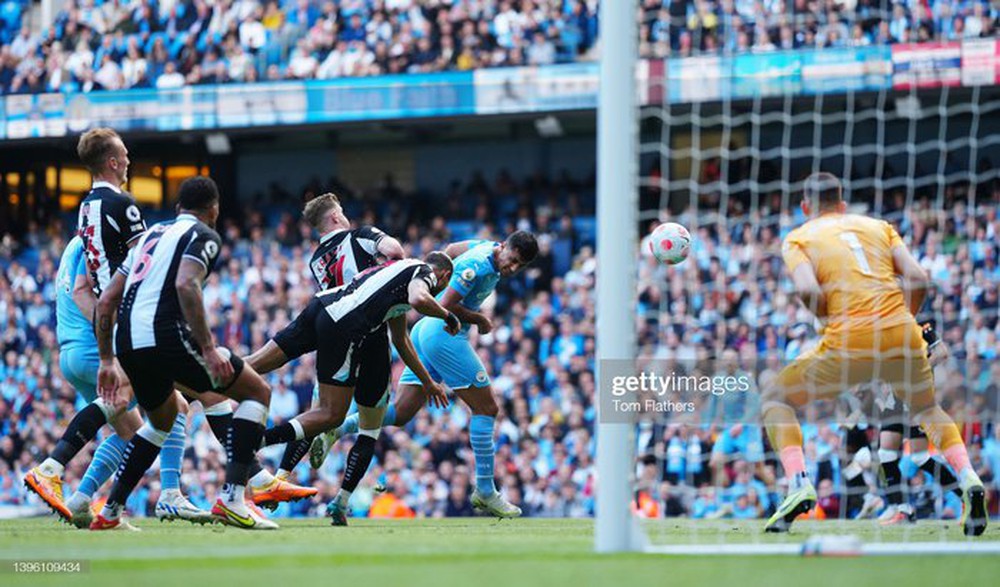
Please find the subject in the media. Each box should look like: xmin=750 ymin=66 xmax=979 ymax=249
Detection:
xmin=1 ymin=518 xmax=998 ymax=587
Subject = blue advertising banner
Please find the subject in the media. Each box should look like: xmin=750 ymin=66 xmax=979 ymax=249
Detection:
xmin=800 ymin=46 xmax=892 ymax=94
xmin=0 ymin=44 xmax=995 ymax=140
xmin=730 ymin=52 xmax=802 ymax=99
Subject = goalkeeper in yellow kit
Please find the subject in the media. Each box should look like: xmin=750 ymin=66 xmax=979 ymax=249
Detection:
xmin=761 ymin=172 xmax=987 ymax=536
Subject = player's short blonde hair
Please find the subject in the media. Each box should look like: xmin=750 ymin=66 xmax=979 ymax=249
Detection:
xmin=302 ymin=193 xmax=341 ymax=229
xmin=77 ymin=128 xmax=122 ymax=174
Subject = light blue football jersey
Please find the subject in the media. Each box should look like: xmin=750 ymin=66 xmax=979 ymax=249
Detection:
xmin=443 ymin=240 xmax=500 ymax=311
xmin=56 ymin=236 xmax=96 ymax=347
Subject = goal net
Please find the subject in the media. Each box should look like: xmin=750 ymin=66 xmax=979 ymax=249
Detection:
xmin=596 ymin=3 xmax=1000 ymax=555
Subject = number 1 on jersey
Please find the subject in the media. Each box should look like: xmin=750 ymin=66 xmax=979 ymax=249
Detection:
xmin=839 ymin=232 xmax=873 ymax=275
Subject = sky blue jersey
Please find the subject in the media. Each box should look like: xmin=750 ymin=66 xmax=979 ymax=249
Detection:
xmin=443 ymin=240 xmax=500 ymax=312
xmin=56 ymin=237 xmax=96 ymax=347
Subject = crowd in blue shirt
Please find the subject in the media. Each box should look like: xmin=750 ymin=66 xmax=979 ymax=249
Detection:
xmin=0 ymin=168 xmax=998 ymax=521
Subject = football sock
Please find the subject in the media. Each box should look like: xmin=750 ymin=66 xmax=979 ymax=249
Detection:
xmin=470 ymin=415 xmax=497 ymax=495
xmin=921 ymin=457 xmax=962 ymax=497
xmin=103 ymin=424 xmax=169 ymax=519
xmin=263 ymin=419 xmax=304 ymax=447
xmin=340 ymin=429 xmax=379 ymax=497
xmin=279 ymin=440 xmax=312 ymax=473
xmin=205 ymin=409 xmax=234 ymax=462
xmin=206 ymin=408 xmax=265 ymax=479
xmin=226 ymin=401 xmax=268 ymax=503
xmin=878 ymin=449 xmax=904 ymax=506
xmin=48 ymin=403 xmax=107 ymax=470
xmin=914 ymin=406 xmax=974 ymax=477
xmin=762 ymin=402 xmax=806 ymax=479
xmin=76 ymin=433 xmax=128 ymax=499
xmin=159 ymin=413 xmax=187 ymax=492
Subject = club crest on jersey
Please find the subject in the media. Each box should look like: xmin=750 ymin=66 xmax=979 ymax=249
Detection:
xmin=460 ymin=268 xmax=476 ymax=284
xmin=475 ymin=370 xmax=488 ymax=384
xmin=204 ymin=240 xmax=219 ymax=261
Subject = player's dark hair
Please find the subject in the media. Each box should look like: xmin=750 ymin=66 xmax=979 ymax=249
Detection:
xmin=423 ymin=251 xmax=453 ymax=273
xmin=177 ymin=176 xmax=220 ymax=212
xmin=303 ymin=193 xmax=341 ymax=229
xmin=506 ymin=230 xmax=539 ymax=263
xmin=803 ymin=172 xmax=842 ymax=209
xmin=77 ymin=127 xmax=122 ymax=174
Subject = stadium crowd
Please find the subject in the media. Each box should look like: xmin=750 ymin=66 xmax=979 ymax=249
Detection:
xmin=0 ymin=167 xmax=998 ymax=521
xmin=1 ymin=0 xmax=999 ymax=94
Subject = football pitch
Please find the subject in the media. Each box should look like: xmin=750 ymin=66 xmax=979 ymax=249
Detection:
xmin=1 ymin=518 xmax=998 ymax=587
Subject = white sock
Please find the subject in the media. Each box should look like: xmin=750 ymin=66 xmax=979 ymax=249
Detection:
xmin=65 ymin=492 xmax=90 ymax=509
xmin=222 ymin=483 xmax=246 ymax=506
xmin=249 ymin=469 xmax=275 ymax=488
xmin=160 ymin=487 xmax=182 ymax=500
xmin=276 ymin=468 xmax=291 ymax=480
xmin=38 ymin=458 xmax=64 ymax=477
xmin=335 ymin=489 xmax=352 ymax=507
xmin=100 ymin=501 xmax=123 ymax=521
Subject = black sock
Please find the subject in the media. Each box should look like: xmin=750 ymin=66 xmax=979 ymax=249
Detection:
xmin=51 ymin=403 xmax=108 ymax=466
xmin=227 ymin=417 xmax=265 ymax=486
xmin=341 ymin=435 xmax=377 ymax=493
xmin=845 ymin=471 xmax=867 ymax=512
xmin=263 ymin=422 xmax=299 ymax=447
xmin=208 ymin=413 xmax=263 ymax=478
xmin=882 ymin=459 xmax=904 ymax=506
xmin=280 ymin=440 xmax=311 ymax=472
xmin=921 ymin=457 xmax=962 ymax=497
xmin=206 ymin=413 xmax=234 ymax=462
xmin=107 ymin=435 xmax=162 ymax=507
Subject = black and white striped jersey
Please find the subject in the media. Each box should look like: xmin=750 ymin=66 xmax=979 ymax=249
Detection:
xmin=317 ymin=259 xmax=436 ymax=336
xmin=115 ymin=214 xmax=222 ymax=351
xmin=77 ymin=182 xmax=147 ymax=296
xmin=309 ymin=226 xmax=387 ymax=290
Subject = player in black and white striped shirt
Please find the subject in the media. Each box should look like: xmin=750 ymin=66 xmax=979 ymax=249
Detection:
xmin=242 ymin=193 xmax=406 ymax=508
xmin=24 ymin=128 xmax=155 ymax=525
xmin=90 ymin=177 xmax=277 ymax=531
xmin=249 ymin=254 xmax=459 ymax=523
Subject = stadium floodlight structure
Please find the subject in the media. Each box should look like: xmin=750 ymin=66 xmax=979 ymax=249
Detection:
xmin=597 ymin=1 xmax=1000 ymax=555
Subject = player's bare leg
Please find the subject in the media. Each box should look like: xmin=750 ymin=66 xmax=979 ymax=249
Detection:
xmin=253 ymin=383 xmax=354 ymax=507
xmin=454 ymin=385 xmax=521 ymax=519
xmin=310 ymin=383 xmax=426 ymax=468
xmin=326 ymin=403 xmax=386 ymax=526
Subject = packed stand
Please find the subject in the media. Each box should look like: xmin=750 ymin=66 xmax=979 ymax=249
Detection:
xmin=3 ymin=1 xmax=1000 ymax=94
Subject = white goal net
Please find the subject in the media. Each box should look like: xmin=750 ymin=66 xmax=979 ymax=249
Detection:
xmin=621 ymin=76 xmax=1000 ymax=555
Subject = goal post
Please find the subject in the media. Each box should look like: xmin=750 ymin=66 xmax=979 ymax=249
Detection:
xmin=595 ymin=0 xmax=640 ymax=553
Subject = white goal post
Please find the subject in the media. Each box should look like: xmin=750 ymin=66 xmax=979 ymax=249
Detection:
xmin=595 ymin=0 xmax=640 ymax=553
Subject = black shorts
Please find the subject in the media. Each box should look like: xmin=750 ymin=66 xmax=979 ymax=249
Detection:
xmin=879 ymin=398 xmax=926 ymax=439
xmin=315 ymin=317 xmax=391 ymax=408
xmin=273 ymin=298 xmax=322 ymax=361
xmin=117 ymin=332 xmax=244 ymax=412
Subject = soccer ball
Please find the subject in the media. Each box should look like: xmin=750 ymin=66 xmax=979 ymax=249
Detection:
xmin=648 ymin=222 xmax=691 ymax=265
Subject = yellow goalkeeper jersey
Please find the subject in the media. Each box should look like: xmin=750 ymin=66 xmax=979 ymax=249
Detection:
xmin=781 ymin=212 xmax=913 ymax=344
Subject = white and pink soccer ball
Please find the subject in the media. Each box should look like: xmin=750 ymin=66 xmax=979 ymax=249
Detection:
xmin=648 ymin=222 xmax=691 ymax=265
